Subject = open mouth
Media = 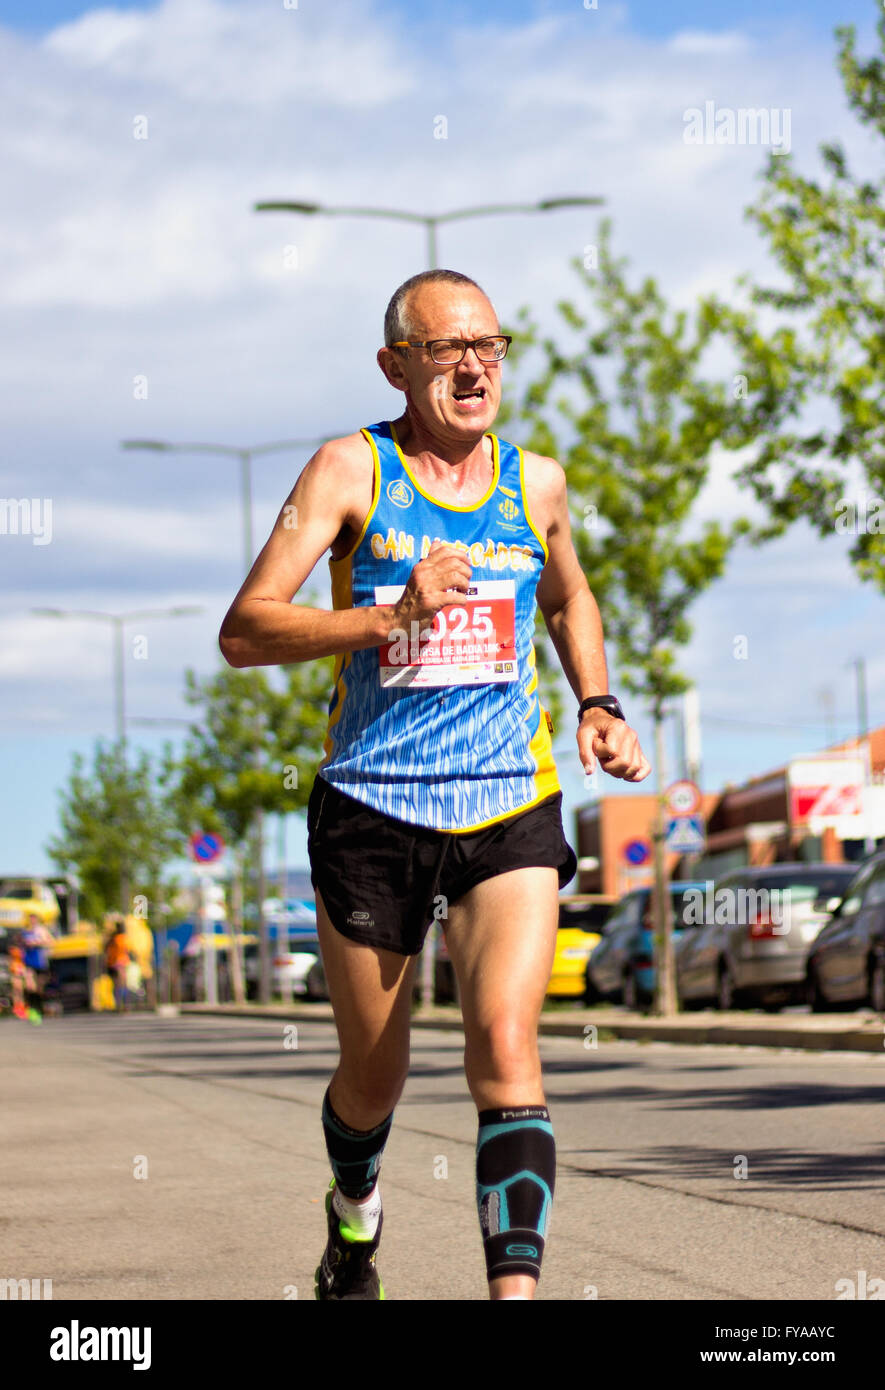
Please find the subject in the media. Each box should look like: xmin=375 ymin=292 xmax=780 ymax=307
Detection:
xmin=452 ymin=387 xmax=486 ymax=406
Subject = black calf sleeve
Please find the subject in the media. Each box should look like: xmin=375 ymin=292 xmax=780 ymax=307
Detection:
xmin=475 ymin=1104 xmax=555 ymax=1283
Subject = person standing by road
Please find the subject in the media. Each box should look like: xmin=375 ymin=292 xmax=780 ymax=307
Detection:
xmin=104 ymin=919 xmax=131 ymax=1013
xmin=219 ymin=269 xmax=650 ymax=1300
xmin=22 ymin=914 xmax=54 ymax=1023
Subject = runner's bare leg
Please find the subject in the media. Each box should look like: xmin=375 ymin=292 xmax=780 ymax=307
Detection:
xmin=444 ymin=865 xmax=559 ymax=1301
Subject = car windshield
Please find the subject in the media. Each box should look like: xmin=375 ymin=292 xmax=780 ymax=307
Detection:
xmin=739 ymin=871 xmax=854 ymax=904
xmin=558 ymin=901 xmax=613 ymax=933
xmin=0 ymin=882 xmax=34 ymax=900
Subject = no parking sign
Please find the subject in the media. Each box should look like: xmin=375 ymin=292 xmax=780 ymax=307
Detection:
xmin=189 ymin=832 xmax=225 ymax=864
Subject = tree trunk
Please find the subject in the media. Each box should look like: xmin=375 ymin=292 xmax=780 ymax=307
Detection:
xmin=227 ymin=851 xmax=246 ymax=1005
xmin=652 ymin=710 xmax=677 ymax=1016
xmin=255 ymin=810 xmax=271 ymax=1005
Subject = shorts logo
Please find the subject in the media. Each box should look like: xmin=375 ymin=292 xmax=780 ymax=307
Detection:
xmin=505 ymin=1243 xmax=538 ymax=1258
xmin=387 ymin=480 xmax=414 ymax=509
xmin=347 ymin=909 xmax=374 ymax=926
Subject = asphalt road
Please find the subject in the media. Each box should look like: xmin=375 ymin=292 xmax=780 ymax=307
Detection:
xmin=3 ymin=1012 xmax=885 ymax=1301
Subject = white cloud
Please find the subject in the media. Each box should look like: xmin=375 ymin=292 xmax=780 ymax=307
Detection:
xmin=667 ymin=30 xmax=751 ymax=56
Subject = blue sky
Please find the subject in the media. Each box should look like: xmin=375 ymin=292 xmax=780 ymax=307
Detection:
xmin=2 ymin=0 xmax=884 ymax=879
xmin=3 ymin=0 xmax=876 ymax=38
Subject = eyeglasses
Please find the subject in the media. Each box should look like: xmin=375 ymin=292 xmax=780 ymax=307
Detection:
xmin=391 ymin=335 xmax=512 ymax=365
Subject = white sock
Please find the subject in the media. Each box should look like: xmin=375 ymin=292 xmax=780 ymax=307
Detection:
xmin=333 ymin=1182 xmax=382 ymax=1239
xmin=498 ymin=1295 xmax=531 ymax=1300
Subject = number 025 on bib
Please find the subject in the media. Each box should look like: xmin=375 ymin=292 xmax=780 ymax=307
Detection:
xmin=374 ymin=579 xmax=518 ymax=688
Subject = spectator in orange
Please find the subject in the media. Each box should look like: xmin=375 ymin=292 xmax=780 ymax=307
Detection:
xmin=105 ymin=921 xmax=131 ymax=1013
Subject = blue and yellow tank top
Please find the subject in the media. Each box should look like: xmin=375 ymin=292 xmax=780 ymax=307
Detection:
xmin=317 ymin=419 xmax=560 ymax=831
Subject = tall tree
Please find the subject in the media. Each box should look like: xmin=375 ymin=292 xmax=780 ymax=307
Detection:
xmin=511 ymin=224 xmax=754 ymax=1012
xmin=716 ymin=11 xmax=885 ymax=587
xmin=46 ymin=740 xmax=181 ymax=926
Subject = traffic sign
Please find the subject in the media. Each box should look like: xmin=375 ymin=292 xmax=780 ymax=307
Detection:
xmin=665 ymin=815 xmax=705 ymax=853
xmin=665 ymin=780 xmax=702 ymax=817
xmin=189 ymin=832 xmax=225 ymax=864
xmin=622 ymin=838 xmax=652 ymax=866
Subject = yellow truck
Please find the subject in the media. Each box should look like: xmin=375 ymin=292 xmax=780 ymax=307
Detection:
xmin=0 ymin=876 xmax=153 ymax=1013
xmin=0 ymin=876 xmax=66 ymax=932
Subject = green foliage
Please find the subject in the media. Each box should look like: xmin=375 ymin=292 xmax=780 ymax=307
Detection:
xmin=507 ymin=223 xmax=754 ymax=721
xmin=45 ymin=740 xmax=180 ymax=924
xmin=711 ymin=13 xmax=885 ymax=589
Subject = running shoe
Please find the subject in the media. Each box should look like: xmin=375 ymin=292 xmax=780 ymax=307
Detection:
xmin=314 ymin=1180 xmax=385 ymax=1300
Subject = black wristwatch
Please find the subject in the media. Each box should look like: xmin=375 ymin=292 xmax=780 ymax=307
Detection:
xmin=578 ymin=694 xmax=626 ymax=724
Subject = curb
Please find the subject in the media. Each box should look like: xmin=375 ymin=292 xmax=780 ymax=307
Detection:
xmin=178 ymin=1002 xmax=885 ymax=1054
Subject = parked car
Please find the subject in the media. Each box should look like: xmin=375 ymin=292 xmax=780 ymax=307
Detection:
xmin=243 ymin=932 xmax=327 ymax=1000
xmin=805 ymin=850 xmax=885 ymax=1012
xmin=547 ymin=894 xmax=616 ymax=999
xmin=675 ymin=863 xmax=856 ymax=1011
xmin=585 ymin=882 xmax=706 ymax=1008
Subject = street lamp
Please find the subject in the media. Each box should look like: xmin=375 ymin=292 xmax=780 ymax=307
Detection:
xmin=31 ymin=605 xmax=205 ymax=746
xmin=120 ymin=437 xmax=333 ymax=572
xmin=253 ymin=195 xmax=605 ymax=270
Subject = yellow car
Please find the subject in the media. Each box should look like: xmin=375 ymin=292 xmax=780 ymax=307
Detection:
xmin=547 ymin=895 xmax=616 ymax=998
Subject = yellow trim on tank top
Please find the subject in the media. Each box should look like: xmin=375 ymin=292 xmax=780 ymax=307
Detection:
xmin=389 ymin=420 xmax=500 ymax=512
xmin=517 ymin=444 xmax=549 ymax=565
xmin=327 ymin=429 xmax=382 ymax=569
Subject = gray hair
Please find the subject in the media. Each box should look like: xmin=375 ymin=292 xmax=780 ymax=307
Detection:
xmin=383 ymin=269 xmax=489 ymax=347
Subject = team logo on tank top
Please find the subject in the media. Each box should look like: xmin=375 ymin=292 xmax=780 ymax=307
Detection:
xmin=386 ymin=479 xmax=413 ymax=509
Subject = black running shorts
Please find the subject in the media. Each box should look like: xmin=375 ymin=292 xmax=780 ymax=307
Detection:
xmin=307 ymin=775 xmax=578 ymax=956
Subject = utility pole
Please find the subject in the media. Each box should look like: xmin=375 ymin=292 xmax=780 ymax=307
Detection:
xmin=855 ymin=658 xmax=876 ymax=856
xmin=652 ymin=707 xmax=676 ymax=1016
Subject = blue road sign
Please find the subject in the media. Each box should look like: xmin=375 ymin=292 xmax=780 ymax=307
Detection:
xmin=189 ymin=832 xmax=225 ymax=863
xmin=623 ymin=838 xmax=652 ymax=866
xmin=665 ymin=816 xmax=705 ymax=853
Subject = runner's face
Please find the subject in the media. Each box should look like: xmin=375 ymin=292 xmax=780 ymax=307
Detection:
xmin=398 ymin=285 xmax=503 ymax=439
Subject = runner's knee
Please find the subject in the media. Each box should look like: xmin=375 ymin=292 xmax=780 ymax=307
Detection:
xmin=464 ymin=1018 xmax=540 ymax=1087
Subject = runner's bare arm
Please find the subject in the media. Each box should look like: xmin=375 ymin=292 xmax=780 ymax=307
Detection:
xmin=528 ymin=453 xmax=650 ymax=781
xmin=529 ymin=454 xmax=609 ymax=700
xmin=219 ymin=436 xmax=395 ymax=668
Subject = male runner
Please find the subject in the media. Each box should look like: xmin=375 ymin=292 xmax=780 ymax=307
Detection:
xmin=219 ymin=269 xmax=650 ymax=1300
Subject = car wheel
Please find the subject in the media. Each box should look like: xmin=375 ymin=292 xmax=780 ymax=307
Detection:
xmin=760 ymin=998 xmax=784 ymax=1014
xmin=622 ymin=970 xmax=637 ymax=1011
xmin=583 ymin=969 xmax=601 ymax=1006
xmin=305 ymin=960 xmax=327 ymax=1001
xmin=869 ymin=957 xmax=885 ymax=1014
xmin=805 ymin=963 xmax=826 ymax=1013
xmin=716 ymin=963 xmax=739 ymax=1011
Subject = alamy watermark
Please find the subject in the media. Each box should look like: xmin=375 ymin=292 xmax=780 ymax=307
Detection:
xmin=683 ymin=883 xmax=792 ymax=933
xmin=683 ymin=101 xmax=791 ymax=153
xmin=0 ymin=498 xmax=52 ymax=545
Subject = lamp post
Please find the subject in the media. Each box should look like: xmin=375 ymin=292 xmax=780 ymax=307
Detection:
xmin=31 ymin=605 xmax=204 ymax=915
xmin=253 ymin=195 xmax=605 ymax=271
xmin=31 ymin=605 xmax=204 ymax=748
xmin=121 ymin=437 xmax=332 ymax=572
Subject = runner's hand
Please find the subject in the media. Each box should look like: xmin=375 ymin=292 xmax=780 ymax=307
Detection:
xmin=390 ymin=541 xmax=472 ymax=633
xmin=578 ymin=711 xmax=651 ymax=782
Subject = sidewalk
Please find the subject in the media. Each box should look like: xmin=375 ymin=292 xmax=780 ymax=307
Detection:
xmin=178 ymin=1001 xmax=885 ymax=1053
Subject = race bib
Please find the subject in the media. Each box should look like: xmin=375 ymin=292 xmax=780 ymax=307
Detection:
xmin=374 ymin=580 xmax=518 ymax=687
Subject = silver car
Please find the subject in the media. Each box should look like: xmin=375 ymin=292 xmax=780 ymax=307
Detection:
xmin=675 ymin=863 xmax=856 ymax=1011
